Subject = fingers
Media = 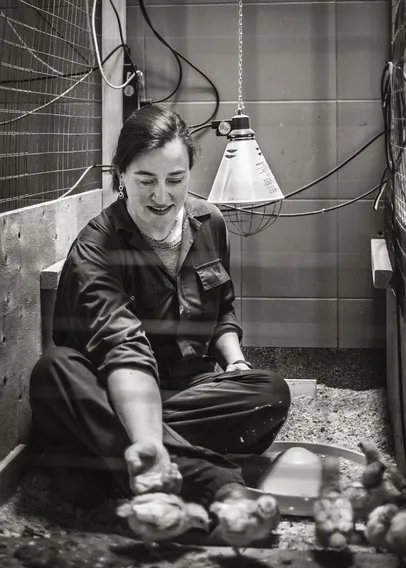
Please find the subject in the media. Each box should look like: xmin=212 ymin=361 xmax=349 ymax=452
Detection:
xmin=124 ymin=441 xmax=182 ymax=496
xmin=125 ymin=451 xmax=142 ymax=476
xmin=130 ymin=463 xmax=183 ymax=495
xmin=131 ymin=471 xmax=162 ymax=494
xmin=225 ymin=363 xmax=250 ymax=372
xmin=161 ymin=463 xmax=183 ymax=494
xmin=125 ymin=441 xmax=158 ymax=476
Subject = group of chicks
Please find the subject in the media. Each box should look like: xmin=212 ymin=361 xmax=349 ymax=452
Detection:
xmin=314 ymin=439 xmax=406 ymax=559
xmin=116 ymin=485 xmax=279 ymax=557
xmin=116 ymin=439 xmax=406 ymax=559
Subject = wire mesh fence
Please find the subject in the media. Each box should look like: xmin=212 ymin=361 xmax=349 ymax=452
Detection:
xmin=385 ymin=0 xmax=406 ymax=316
xmin=0 ymin=0 xmax=102 ymax=214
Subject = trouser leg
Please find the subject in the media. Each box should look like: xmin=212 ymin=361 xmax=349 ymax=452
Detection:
xmin=162 ymin=368 xmax=291 ymax=455
xmin=29 ymin=347 xmax=243 ymax=507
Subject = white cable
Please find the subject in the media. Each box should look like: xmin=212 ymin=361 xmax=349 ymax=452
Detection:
xmin=56 ymin=164 xmax=97 ymax=200
xmin=91 ymin=0 xmax=135 ymax=90
xmin=0 ymin=11 xmax=65 ymax=76
xmin=0 ymin=69 xmax=92 ymax=126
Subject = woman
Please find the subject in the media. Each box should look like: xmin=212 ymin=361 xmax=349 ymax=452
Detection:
xmin=29 ymin=104 xmax=291 ymax=520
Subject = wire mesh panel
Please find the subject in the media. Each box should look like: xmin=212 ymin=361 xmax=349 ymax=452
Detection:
xmin=385 ymin=0 xmax=406 ymax=315
xmin=0 ymin=0 xmax=102 ymax=214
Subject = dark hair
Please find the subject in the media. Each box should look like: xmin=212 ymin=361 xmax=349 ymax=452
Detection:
xmin=111 ymin=104 xmax=198 ymax=192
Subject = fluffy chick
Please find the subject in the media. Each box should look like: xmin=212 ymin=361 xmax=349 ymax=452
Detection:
xmin=210 ymin=493 xmax=280 ymax=554
xmin=359 ymin=440 xmax=406 ymax=506
xmin=365 ymin=503 xmax=400 ymax=551
xmin=313 ymin=456 xmax=354 ymax=550
xmin=386 ymin=509 xmax=406 ymax=560
xmin=342 ymin=460 xmax=387 ymax=521
xmin=116 ymin=492 xmax=209 ymax=554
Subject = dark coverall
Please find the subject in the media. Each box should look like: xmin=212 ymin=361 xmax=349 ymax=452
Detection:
xmin=29 ymin=196 xmax=291 ymax=507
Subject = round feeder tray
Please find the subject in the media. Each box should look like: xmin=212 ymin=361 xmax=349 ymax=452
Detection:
xmin=246 ymin=441 xmax=366 ymax=517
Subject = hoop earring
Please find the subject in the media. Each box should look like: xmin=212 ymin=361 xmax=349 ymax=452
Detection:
xmin=118 ymin=183 xmax=125 ymax=200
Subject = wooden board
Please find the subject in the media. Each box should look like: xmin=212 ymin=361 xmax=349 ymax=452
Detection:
xmin=371 ymin=238 xmax=393 ymax=289
xmin=102 ymin=0 xmax=125 ymax=208
xmin=0 ymin=444 xmax=28 ymax=506
xmin=0 ymin=189 xmax=102 ymax=462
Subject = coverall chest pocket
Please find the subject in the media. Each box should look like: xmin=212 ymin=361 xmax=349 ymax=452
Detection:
xmin=130 ymin=281 xmax=158 ymax=312
xmin=195 ymin=259 xmax=231 ymax=318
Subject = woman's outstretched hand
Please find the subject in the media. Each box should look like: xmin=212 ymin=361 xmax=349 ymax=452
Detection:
xmin=124 ymin=440 xmax=183 ymax=495
xmin=225 ymin=362 xmax=251 ymax=372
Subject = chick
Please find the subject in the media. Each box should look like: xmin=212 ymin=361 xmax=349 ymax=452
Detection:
xmin=313 ymin=456 xmax=354 ymax=550
xmin=358 ymin=440 xmax=406 ymax=505
xmin=210 ymin=493 xmax=280 ymax=555
xmin=342 ymin=460 xmax=387 ymax=521
xmin=116 ymin=492 xmax=209 ymax=557
xmin=386 ymin=509 xmax=406 ymax=560
xmin=365 ymin=503 xmax=400 ymax=551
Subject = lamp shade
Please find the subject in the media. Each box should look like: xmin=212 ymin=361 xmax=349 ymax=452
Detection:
xmin=207 ymin=135 xmax=284 ymax=205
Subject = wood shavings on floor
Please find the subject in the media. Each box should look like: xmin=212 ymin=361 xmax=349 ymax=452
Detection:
xmin=0 ymin=382 xmax=394 ymax=552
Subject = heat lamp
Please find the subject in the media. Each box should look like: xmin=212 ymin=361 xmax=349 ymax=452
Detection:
xmin=206 ymin=0 xmax=284 ymax=237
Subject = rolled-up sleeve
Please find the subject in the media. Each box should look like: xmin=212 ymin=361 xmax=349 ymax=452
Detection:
xmin=53 ymin=238 xmax=159 ymax=384
xmin=209 ymin=215 xmax=243 ymax=347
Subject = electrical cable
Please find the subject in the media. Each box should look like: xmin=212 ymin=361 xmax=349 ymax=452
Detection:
xmin=16 ymin=0 xmax=91 ymax=65
xmin=107 ymin=0 xmax=138 ymax=78
xmin=187 ymin=183 xmax=384 ymax=218
xmin=56 ymin=164 xmax=101 ymax=200
xmin=138 ymin=0 xmax=220 ymax=127
xmin=188 ymin=125 xmax=387 ymax=214
xmin=373 ymin=165 xmax=389 ymax=211
xmin=138 ymin=0 xmax=183 ymax=103
xmin=91 ymin=0 xmax=135 ymax=89
xmin=0 ymin=11 xmax=65 ymax=76
xmin=0 ymin=70 xmax=93 ymax=126
xmin=57 ymin=83 xmax=387 ymax=217
xmin=190 ymin=124 xmax=212 ymax=135
xmin=379 ymin=2 xmax=406 ymax=460
xmin=0 ymin=44 xmax=122 ymax=85
xmin=171 ymin=58 xmax=220 ymax=128
xmin=284 ymin=130 xmax=385 ymax=200
xmin=190 ymin=124 xmax=384 ymax=210
xmin=56 ymin=163 xmax=113 ymax=201
xmin=0 ymin=45 xmax=123 ymax=125
xmin=60 ymin=116 xmax=387 ymax=214
xmin=240 ymin=128 xmax=385 ymax=209
xmin=53 ymin=3 xmax=389 ymax=219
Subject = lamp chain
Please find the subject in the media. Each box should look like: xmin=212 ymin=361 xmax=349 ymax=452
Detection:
xmin=237 ymin=0 xmax=244 ymax=113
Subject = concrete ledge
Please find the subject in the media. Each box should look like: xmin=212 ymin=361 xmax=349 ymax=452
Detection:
xmin=40 ymin=258 xmax=66 ymax=291
xmin=371 ymin=238 xmax=393 ymax=289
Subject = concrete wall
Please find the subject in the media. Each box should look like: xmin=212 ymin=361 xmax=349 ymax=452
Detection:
xmin=0 ymin=189 xmax=102 ymax=460
xmin=127 ymin=0 xmax=389 ymax=348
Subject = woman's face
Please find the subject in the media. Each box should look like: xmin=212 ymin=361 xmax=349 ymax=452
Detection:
xmin=120 ymin=138 xmax=191 ymax=234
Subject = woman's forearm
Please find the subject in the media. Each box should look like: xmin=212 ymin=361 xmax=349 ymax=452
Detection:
xmin=211 ymin=331 xmax=245 ymax=370
xmin=107 ymin=368 xmax=163 ymax=445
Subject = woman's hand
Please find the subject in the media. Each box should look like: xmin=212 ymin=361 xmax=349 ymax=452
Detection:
xmin=225 ymin=361 xmax=252 ymax=372
xmin=124 ymin=439 xmax=182 ymax=495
